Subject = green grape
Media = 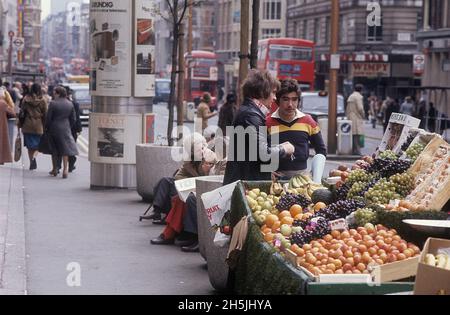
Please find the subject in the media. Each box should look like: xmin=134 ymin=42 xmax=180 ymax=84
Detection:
xmin=406 ymin=143 xmax=426 ymax=162
xmin=354 ymin=208 xmax=378 ymax=227
xmin=379 ymin=150 xmax=398 ymax=160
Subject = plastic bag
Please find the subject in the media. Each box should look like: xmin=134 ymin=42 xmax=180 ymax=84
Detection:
xmin=201 ymin=181 xmax=240 ymax=247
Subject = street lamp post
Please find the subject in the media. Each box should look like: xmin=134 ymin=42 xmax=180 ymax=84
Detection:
xmin=328 ymin=0 xmax=340 ymax=154
xmin=7 ymin=31 xmax=14 ymax=79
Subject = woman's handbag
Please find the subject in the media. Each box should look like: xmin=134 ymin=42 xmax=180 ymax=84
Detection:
xmin=14 ymin=132 xmax=22 ymax=162
xmin=38 ymin=132 xmax=55 ymax=155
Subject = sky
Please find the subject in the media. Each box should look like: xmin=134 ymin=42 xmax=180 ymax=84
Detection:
xmin=41 ymin=0 xmax=50 ymax=21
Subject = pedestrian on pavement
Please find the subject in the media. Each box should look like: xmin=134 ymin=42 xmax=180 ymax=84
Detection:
xmin=267 ymin=79 xmax=327 ymax=180
xmin=428 ymin=102 xmax=437 ymax=132
xmin=196 ymin=92 xmax=217 ymax=134
xmin=140 ymin=133 xmax=207 ymax=224
xmin=0 ymin=89 xmax=16 ymax=165
xmin=46 ymin=86 xmax=79 ymax=179
xmin=18 ymin=83 xmax=48 ymax=171
xmin=417 ymin=99 xmax=427 ymax=129
xmin=346 ymin=84 xmax=365 ymax=155
xmin=54 ymin=87 xmax=83 ymax=174
xmin=368 ymin=95 xmax=379 ymax=129
xmin=218 ymin=93 xmax=237 ymax=137
xmin=400 ymin=96 xmax=415 ymax=116
xmin=150 ymin=148 xmax=218 ymax=247
xmin=223 ymin=69 xmax=295 ymax=185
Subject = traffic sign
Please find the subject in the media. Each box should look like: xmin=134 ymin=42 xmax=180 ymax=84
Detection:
xmin=8 ymin=31 xmax=15 ymax=38
xmin=13 ymin=37 xmax=25 ymax=51
xmin=414 ymin=55 xmax=425 ymax=64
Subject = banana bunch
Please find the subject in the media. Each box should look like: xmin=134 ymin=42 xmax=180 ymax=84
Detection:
xmin=270 ymin=182 xmax=284 ymax=196
xmin=289 ymin=174 xmax=312 ymax=189
xmin=287 ymin=174 xmax=324 ymax=199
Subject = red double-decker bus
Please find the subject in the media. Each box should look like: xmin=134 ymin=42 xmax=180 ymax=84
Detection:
xmin=185 ymin=50 xmax=219 ymax=110
xmin=258 ymin=38 xmax=315 ymax=91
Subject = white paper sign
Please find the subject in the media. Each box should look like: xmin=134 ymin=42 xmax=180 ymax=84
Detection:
xmin=89 ymin=113 xmax=143 ymax=164
xmin=90 ymin=0 xmax=133 ymax=96
xmin=134 ymin=0 xmax=156 ymax=97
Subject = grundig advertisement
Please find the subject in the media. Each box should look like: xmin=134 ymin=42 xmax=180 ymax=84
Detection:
xmin=89 ymin=113 xmax=143 ymax=164
xmin=134 ymin=0 xmax=156 ymax=97
xmin=90 ymin=1 xmax=132 ymax=96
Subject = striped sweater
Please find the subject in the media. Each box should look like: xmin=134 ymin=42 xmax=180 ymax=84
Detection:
xmin=267 ymin=110 xmax=327 ymax=171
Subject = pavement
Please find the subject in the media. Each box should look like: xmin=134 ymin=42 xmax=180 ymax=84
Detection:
xmin=0 ymin=127 xmax=214 ymax=295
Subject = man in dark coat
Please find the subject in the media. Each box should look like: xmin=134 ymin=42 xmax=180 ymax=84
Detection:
xmin=223 ymin=69 xmax=295 ymax=185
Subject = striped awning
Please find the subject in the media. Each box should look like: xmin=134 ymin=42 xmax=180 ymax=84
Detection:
xmin=320 ymin=53 xmax=389 ymax=62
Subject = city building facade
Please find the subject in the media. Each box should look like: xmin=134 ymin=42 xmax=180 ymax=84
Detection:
xmin=286 ymin=0 xmax=423 ymax=100
xmin=417 ymin=0 xmax=450 ymax=118
xmin=22 ymin=0 xmax=42 ymax=65
xmin=41 ymin=1 xmax=89 ymax=63
xmin=215 ymin=0 xmax=287 ymax=93
xmin=154 ymin=0 xmax=217 ymax=78
xmin=1 ymin=0 xmax=18 ymax=74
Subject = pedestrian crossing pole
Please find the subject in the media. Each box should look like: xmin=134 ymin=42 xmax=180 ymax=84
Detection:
xmin=328 ymin=0 xmax=340 ymax=154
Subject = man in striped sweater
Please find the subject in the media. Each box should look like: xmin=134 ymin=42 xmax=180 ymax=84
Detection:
xmin=267 ymin=79 xmax=327 ymax=179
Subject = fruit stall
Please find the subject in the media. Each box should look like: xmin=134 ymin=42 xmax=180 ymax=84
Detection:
xmin=227 ymin=125 xmax=450 ymax=295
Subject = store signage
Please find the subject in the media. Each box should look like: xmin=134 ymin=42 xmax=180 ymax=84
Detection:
xmin=351 ymin=62 xmax=390 ymax=77
xmin=413 ymin=54 xmax=425 ymax=75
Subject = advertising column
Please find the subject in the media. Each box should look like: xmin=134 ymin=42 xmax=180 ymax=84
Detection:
xmin=89 ymin=1 xmax=155 ymax=189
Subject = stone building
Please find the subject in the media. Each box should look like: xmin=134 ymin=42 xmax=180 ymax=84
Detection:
xmin=286 ymin=0 xmax=423 ymax=100
xmin=417 ymin=0 xmax=450 ymax=121
xmin=22 ymin=0 xmax=42 ymax=65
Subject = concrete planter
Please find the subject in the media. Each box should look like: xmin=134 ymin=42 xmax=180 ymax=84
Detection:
xmin=196 ymin=178 xmax=229 ymax=292
xmin=136 ymin=144 xmax=183 ymax=202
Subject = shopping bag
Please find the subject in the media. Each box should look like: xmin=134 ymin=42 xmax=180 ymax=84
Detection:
xmin=38 ymin=133 xmax=55 ymax=155
xmin=359 ymin=135 xmax=365 ymax=148
xmin=14 ymin=133 xmax=22 ymax=162
xmin=201 ymin=181 xmax=240 ymax=247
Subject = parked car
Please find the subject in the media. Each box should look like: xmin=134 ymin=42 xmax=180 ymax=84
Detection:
xmin=69 ymin=83 xmax=91 ymax=126
xmin=154 ymin=78 xmax=171 ymax=104
xmin=301 ymin=91 xmax=346 ymax=122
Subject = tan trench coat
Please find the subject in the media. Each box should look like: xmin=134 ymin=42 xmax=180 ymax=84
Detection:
xmin=346 ymin=91 xmax=365 ymax=135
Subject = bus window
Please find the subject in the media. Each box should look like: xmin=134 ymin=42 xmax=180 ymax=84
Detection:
xmin=269 ymin=45 xmax=313 ymax=61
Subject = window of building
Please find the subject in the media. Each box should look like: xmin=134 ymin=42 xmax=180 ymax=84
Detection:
xmin=262 ymin=28 xmax=282 ymax=39
xmin=339 ymin=14 xmax=347 ymax=44
xmin=325 ymin=16 xmax=330 ymax=44
xmin=314 ymin=18 xmax=321 ymax=44
xmin=367 ymin=15 xmax=383 ymax=41
xmin=263 ymin=0 xmax=282 ymax=20
xmin=303 ymin=19 xmax=308 ymax=39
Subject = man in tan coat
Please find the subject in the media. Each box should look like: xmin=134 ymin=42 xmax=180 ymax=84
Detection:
xmin=346 ymin=84 xmax=365 ymax=155
xmin=196 ymin=92 xmax=217 ymax=133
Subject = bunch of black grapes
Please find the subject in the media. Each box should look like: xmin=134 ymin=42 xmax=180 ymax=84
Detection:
xmin=276 ymin=193 xmax=312 ymax=211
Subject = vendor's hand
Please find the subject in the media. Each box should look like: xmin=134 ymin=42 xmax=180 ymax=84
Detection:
xmin=271 ymin=172 xmax=283 ymax=182
xmin=281 ymin=142 xmax=295 ymax=156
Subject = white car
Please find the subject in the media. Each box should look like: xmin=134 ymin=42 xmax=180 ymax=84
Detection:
xmin=301 ymin=91 xmax=345 ymax=122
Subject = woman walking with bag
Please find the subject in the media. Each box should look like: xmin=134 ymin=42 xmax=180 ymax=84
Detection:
xmin=46 ymin=86 xmax=79 ymax=179
xmin=18 ymin=83 xmax=48 ymax=170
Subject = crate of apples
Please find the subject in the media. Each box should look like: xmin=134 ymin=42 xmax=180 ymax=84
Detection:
xmin=290 ymin=224 xmax=421 ymax=279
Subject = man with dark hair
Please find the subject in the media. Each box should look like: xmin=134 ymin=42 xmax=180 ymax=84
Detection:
xmin=346 ymin=84 xmax=365 ymax=155
xmin=267 ymin=79 xmax=327 ymax=179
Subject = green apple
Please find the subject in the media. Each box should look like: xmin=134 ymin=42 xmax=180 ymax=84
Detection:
xmin=255 ymin=215 xmax=266 ymax=226
xmin=254 ymin=205 xmax=262 ymax=212
xmin=254 ymin=210 xmax=262 ymax=217
xmin=281 ymin=224 xmax=292 ymax=237
xmin=260 ymin=192 xmax=268 ymax=199
xmin=263 ymin=201 xmax=272 ymax=211
xmin=248 ymin=191 xmax=257 ymax=200
xmin=252 ymin=188 xmax=261 ymax=196
xmin=261 ymin=210 xmax=271 ymax=217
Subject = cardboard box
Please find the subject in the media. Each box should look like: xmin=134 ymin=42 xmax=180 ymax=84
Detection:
xmin=414 ymin=238 xmax=450 ymax=295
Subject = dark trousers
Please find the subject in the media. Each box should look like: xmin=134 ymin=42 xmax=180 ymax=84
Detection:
xmin=183 ymin=193 xmax=198 ymax=235
xmin=153 ymin=177 xmax=178 ymax=215
xmin=54 ymin=155 xmax=77 ymax=171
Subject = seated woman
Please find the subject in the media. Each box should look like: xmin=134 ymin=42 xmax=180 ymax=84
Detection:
xmin=150 ymin=148 xmax=218 ymax=246
xmin=140 ymin=133 xmax=207 ymax=224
